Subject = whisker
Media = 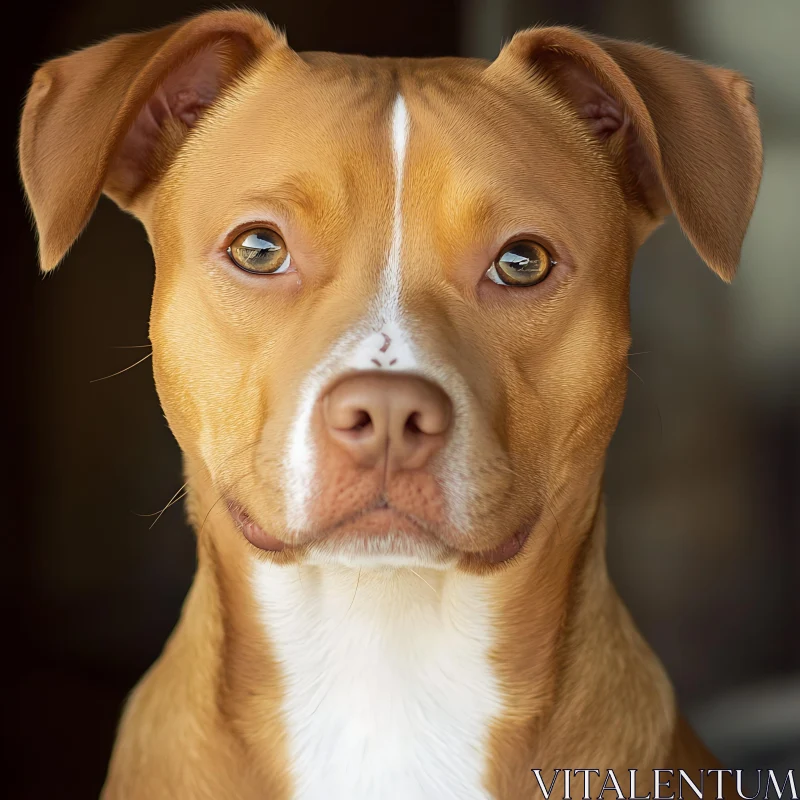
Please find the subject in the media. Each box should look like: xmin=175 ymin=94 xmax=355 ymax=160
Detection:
xmin=90 ymin=352 xmax=152 ymax=383
xmin=333 ymin=568 xmax=362 ymax=630
xmin=110 ymin=344 xmax=153 ymax=349
xmin=627 ymin=351 xmax=650 ymax=357
xmin=132 ymin=485 xmax=188 ymax=518
xmin=545 ymin=500 xmax=565 ymax=545
xmin=408 ymin=568 xmax=440 ymax=597
xmin=148 ymin=484 xmax=189 ymax=529
xmin=137 ymin=437 xmax=263 ymax=530
xmin=347 ymin=568 xmax=362 ymax=614
xmin=197 ymin=494 xmax=227 ymax=539
xmin=627 ymin=363 xmax=663 ymax=445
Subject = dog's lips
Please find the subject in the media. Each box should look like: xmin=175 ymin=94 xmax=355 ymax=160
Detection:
xmin=326 ymin=506 xmax=434 ymax=543
xmin=228 ymin=501 xmax=285 ymax=552
xmin=476 ymin=529 xmax=530 ymax=564
xmin=226 ymin=499 xmax=530 ymax=564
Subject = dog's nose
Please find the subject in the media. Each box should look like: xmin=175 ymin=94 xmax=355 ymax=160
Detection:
xmin=322 ymin=373 xmax=451 ymax=472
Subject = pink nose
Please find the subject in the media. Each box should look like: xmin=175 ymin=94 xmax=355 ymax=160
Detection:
xmin=322 ymin=373 xmax=452 ymax=472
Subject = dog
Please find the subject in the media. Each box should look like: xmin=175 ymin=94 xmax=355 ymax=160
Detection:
xmin=19 ymin=9 xmax=763 ymax=799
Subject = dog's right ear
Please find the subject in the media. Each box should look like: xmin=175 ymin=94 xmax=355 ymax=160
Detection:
xmin=19 ymin=10 xmax=290 ymax=272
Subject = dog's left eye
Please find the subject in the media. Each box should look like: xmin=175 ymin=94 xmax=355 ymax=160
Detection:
xmin=487 ymin=241 xmax=554 ymax=287
xmin=227 ymin=228 xmax=291 ymax=274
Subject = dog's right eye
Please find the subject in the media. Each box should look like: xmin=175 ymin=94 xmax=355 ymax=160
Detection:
xmin=226 ymin=228 xmax=291 ymax=274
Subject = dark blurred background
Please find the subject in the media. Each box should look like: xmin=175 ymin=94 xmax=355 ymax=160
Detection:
xmin=4 ymin=0 xmax=798 ymax=796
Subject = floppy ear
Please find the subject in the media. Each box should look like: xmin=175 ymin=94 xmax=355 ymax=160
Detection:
xmin=487 ymin=27 xmax=763 ymax=281
xmin=19 ymin=10 xmax=286 ymax=272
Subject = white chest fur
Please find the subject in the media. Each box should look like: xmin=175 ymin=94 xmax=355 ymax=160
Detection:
xmin=251 ymin=563 xmax=502 ymax=800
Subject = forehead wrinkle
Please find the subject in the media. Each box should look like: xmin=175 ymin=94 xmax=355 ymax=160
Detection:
xmin=430 ymin=197 xmax=497 ymax=279
xmin=442 ymin=179 xmax=574 ymax=236
xmin=238 ymin=170 xmax=351 ymax=237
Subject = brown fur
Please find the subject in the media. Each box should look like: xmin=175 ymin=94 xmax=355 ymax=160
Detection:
xmin=18 ymin=10 xmax=762 ymax=798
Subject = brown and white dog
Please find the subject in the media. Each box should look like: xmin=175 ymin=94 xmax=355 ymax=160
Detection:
xmin=19 ymin=10 xmax=762 ymax=799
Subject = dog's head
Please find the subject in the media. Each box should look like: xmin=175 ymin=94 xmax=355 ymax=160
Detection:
xmin=20 ymin=11 xmax=762 ymax=569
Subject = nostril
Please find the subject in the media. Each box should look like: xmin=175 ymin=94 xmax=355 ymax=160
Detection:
xmin=408 ymin=399 xmax=451 ymax=438
xmin=332 ymin=408 xmax=374 ymax=437
xmin=324 ymin=391 xmax=377 ymax=435
xmin=349 ymin=409 xmax=373 ymax=433
xmin=405 ymin=412 xmax=423 ymax=436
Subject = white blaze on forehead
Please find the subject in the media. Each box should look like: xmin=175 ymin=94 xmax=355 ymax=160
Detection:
xmin=380 ymin=93 xmax=409 ymax=319
xmin=347 ymin=94 xmax=416 ymax=372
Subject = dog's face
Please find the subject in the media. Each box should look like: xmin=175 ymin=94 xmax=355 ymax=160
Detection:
xmin=20 ymin=12 xmax=762 ymax=570
xmin=149 ymin=52 xmax=634 ymax=569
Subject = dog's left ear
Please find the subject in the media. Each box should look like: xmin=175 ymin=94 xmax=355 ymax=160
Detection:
xmin=488 ymin=27 xmax=763 ymax=281
xmin=19 ymin=10 xmax=292 ymax=272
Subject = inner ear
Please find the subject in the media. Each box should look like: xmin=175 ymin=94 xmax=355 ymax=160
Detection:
xmin=107 ymin=41 xmax=240 ymax=203
xmin=536 ymin=49 xmax=668 ymax=218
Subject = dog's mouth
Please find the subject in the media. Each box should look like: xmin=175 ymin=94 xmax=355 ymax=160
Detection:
xmin=227 ymin=498 xmax=530 ymax=566
xmin=229 ymin=500 xmax=288 ymax=552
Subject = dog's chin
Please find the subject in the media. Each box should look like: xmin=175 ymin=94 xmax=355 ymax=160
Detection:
xmin=227 ymin=499 xmax=530 ymax=568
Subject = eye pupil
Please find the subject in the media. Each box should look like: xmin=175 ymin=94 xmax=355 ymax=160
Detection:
xmin=227 ymin=228 xmax=289 ymax=274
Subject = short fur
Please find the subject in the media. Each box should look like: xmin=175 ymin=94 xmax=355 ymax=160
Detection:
xmin=19 ymin=10 xmax=762 ymax=799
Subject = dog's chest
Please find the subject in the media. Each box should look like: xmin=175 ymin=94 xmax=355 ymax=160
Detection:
xmin=251 ymin=564 xmax=502 ymax=800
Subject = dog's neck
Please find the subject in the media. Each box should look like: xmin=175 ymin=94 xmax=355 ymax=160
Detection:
xmin=161 ymin=464 xmax=676 ymax=798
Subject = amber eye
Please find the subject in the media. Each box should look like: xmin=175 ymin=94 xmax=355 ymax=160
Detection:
xmin=227 ymin=228 xmax=291 ymax=274
xmin=487 ymin=241 xmax=554 ymax=287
